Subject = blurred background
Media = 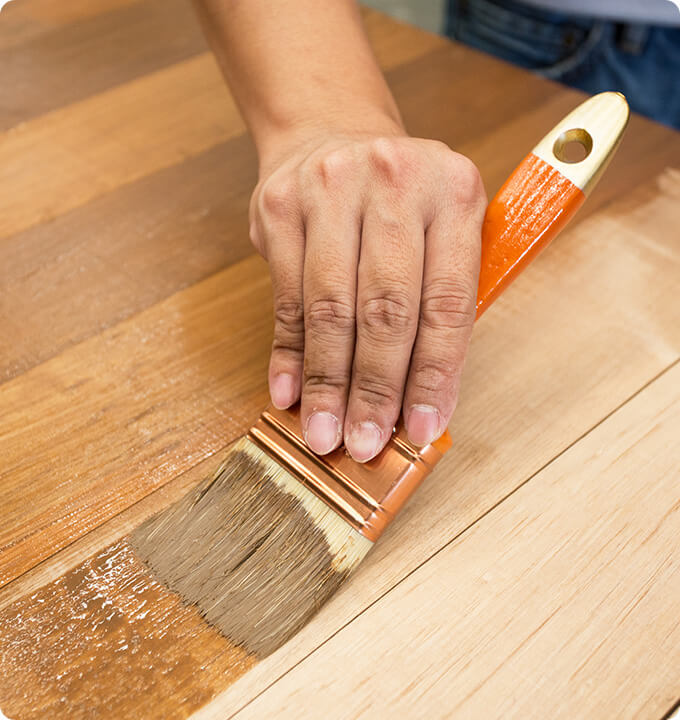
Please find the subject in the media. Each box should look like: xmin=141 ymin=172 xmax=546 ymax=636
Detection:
xmin=364 ymin=0 xmax=446 ymax=32
xmin=363 ymin=0 xmax=680 ymax=128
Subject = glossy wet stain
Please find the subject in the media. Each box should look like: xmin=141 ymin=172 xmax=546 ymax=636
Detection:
xmin=0 ymin=541 xmax=255 ymax=720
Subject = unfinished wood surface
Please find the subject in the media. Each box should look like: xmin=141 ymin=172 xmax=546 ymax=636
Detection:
xmin=230 ymin=361 xmax=680 ymax=720
xmin=168 ymin=168 xmax=680 ymax=718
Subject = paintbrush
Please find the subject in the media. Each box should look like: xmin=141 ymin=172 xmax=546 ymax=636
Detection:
xmin=131 ymin=91 xmax=630 ymax=659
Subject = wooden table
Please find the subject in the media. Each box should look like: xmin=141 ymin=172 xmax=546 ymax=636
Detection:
xmin=1 ymin=1 xmax=679 ymax=718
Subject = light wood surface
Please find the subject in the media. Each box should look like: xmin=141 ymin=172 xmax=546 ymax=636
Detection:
xmin=0 ymin=1 xmax=678 ymax=718
xmin=231 ymin=360 xmax=680 ymax=720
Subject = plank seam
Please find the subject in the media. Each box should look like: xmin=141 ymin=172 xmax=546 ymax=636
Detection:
xmin=660 ymin=697 xmax=680 ymax=720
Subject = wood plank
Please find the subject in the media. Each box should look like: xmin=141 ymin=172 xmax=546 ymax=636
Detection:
xmin=1 ymin=5 xmax=679 ymax=716
xmin=0 ymin=18 xmax=444 ymax=385
xmin=0 ymin=3 xmax=441 ymax=132
xmin=0 ymin=443 xmax=239 ymax=609
xmin=0 ymin=134 xmax=257 ymax=382
xmin=230 ymin=361 xmax=680 ymax=720
xmin=0 ymin=53 xmax=244 ymax=242
xmin=0 ymin=0 xmax=207 ymax=130
xmin=0 ymin=45 xmax=551 ymax=385
xmin=0 ymin=168 xmax=677 ymax=716
xmin=0 ymin=254 xmax=272 ymax=589
xmin=0 ymin=0 xmax=141 ymax=51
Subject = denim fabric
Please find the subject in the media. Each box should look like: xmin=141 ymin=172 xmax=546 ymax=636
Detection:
xmin=446 ymin=0 xmax=680 ymax=128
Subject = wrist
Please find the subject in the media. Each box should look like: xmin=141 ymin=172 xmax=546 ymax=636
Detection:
xmin=254 ymin=104 xmax=406 ymax=175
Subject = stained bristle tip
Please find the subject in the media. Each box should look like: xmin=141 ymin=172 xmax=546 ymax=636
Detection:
xmin=130 ymin=436 xmax=373 ymax=658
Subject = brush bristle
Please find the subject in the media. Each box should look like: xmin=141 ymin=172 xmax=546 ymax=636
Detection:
xmin=130 ymin=437 xmax=373 ymax=658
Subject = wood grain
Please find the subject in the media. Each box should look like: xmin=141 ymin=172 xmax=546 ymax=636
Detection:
xmin=0 ymin=256 xmax=271 ymax=588
xmin=2 ymin=83 xmax=675 ymax=388
xmin=0 ymin=0 xmax=206 ymax=130
xmin=230 ymin=361 xmax=680 ymax=720
xmin=0 ymin=7 xmax=441 ymax=243
xmin=0 ymin=6 xmax=444 ymax=385
xmin=0 ymin=134 xmax=257 ymax=381
xmin=1 ymin=24 xmax=674 ymax=389
xmin=0 ymin=54 xmax=244 ymax=242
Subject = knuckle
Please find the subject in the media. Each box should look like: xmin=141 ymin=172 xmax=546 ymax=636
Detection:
xmin=420 ymin=281 xmax=476 ymax=330
xmin=373 ymin=209 xmax=407 ymax=243
xmin=410 ymin=358 xmax=456 ymax=395
xmin=315 ymin=149 xmax=354 ymax=188
xmin=360 ymin=289 xmax=415 ymax=335
xmin=274 ymin=298 xmax=305 ymax=350
xmin=259 ymin=176 xmax=298 ymax=219
xmin=447 ymin=155 xmax=486 ymax=208
xmin=353 ymin=373 xmax=401 ymax=411
xmin=303 ymin=369 xmax=349 ymax=393
xmin=368 ymin=138 xmax=413 ymax=187
xmin=306 ymin=296 xmax=355 ymax=336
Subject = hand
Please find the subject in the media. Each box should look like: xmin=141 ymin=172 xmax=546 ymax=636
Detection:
xmin=250 ymin=129 xmax=486 ymax=462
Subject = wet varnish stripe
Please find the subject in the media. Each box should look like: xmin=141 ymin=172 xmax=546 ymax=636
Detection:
xmin=0 ymin=541 xmax=255 ymax=720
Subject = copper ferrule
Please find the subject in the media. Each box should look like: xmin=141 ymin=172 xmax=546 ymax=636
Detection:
xmin=247 ymin=405 xmax=452 ymax=542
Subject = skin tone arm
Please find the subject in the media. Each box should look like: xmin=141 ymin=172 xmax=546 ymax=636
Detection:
xmin=193 ymin=0 xmax=487 ymax=462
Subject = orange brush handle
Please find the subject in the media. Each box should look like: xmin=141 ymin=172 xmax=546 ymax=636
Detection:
xmin=473 ymin=90 xmax=630 ymax=318
xmin=431 ymin=154 xmax=585 ymax=457
xmin=430 ymin=91 xmax=630 ymax=455
xmin=475 ymin=153 xmax=585 ymax=318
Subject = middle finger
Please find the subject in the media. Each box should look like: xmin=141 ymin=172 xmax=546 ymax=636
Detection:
xmin=344 ymin=204 xmax=424 ymax=461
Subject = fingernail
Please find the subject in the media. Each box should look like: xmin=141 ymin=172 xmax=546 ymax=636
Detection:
xmin=407 ymin=404 xmax=441 ymax=446
xmin=270 ymin=373 xmax=296 ymax=409
xmin=305 ymin=412 xmax=341 ymax=455
xmin=346 ymin=421 xmax=382 ymax=463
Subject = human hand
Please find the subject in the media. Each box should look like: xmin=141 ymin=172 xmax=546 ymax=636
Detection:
xmin=250 ymin=130 xmax=486 ymax=462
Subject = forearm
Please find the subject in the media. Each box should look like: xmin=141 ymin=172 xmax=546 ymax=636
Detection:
xmin=192 ymin=0 xmax=404 ymax=166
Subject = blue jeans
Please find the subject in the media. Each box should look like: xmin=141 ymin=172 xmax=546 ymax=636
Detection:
xmin=446 ymin=0 xmax=680 ymax=128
